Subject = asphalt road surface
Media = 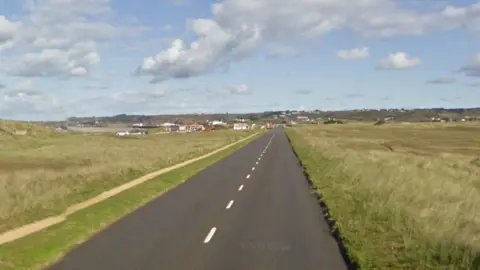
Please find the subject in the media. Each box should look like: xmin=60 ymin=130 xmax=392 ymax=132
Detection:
xmin=48 ymin=129 xmax=348 ymax=270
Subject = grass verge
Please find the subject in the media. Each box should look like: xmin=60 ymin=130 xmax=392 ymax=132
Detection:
xmin=0 ymin=132 xmax=262 ymax=270
xmin=286 ymin=124 xmax=479 ymax=270
xmin=0 ymin=129 xmax=252 ymax=233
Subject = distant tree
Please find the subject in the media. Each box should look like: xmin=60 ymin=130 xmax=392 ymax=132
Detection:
xmin=248 ymin=115 xmax=259 ymax=121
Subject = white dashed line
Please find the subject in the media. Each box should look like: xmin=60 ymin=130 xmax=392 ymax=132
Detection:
xmin=258 ymin=157 xmax=261 ymax=161
xmin=226 ymin=200 xmax=234 ymax=209
xmin=255 ymin=161 xmax=259 ymax=165
xmin=203 ymin=227 xmax=217 ymax=243
xmin=262 ymin=134 xmax=276 ymax=153
xmin=252 ymin=167 xmax=255 ymax=171
xmin=246 ymin=174 xmax=250 ymax=179
xmin=238 ymin=185 xmax=244 ymax=191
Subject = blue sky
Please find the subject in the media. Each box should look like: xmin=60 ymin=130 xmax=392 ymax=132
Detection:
xmin=1 ymin=0 xmax=480 ymax=121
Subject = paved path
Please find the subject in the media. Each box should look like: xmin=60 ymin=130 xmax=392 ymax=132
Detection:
xmin=47 ymin=129 xmax=348 ymax=270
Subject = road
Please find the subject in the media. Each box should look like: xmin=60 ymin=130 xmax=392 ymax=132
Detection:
xmin=48 ymin=129 xmax=348 ymax=270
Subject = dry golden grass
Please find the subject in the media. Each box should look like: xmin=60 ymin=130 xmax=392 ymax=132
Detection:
xmin=0 ymin=124 xmax=251 ymax=233
xmin=287 ymin=122 xmax=480 ymax=269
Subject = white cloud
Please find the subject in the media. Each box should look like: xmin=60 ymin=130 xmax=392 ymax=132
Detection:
xmin=337 ymin=47 xmax=369 ymax=60
xmin=227 ymin=84 xmax=250 ymax=94
xmin=0 ymin=88 xmax=62 ymax=118
xmin=4 ymin=41 xmax=100 ymax=78
xmin=0 ymin=0 xmax=144 ymax=81
xmin=136 ymin=0 xmax=479 ymax=82
xmin=0 ymin=16 xmax=22 ymax=50
xmin=427 ymin=76 xmax=456 ymax=84
xmin=376 ymin=52 xmax=421 ymax=69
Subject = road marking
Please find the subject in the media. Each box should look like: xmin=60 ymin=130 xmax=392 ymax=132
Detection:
xmin=226 ymin=200 xmax=234 ymax=209
xmin=204 ymin=227 xmax=217 ymax=243
xmin=252 ymin=167 xmax=255 ymax=171
xmin=262 ymin=134 xmax=276 ymax=153
xmin=255 ymin=161 xmax=259 ymax=165
xmin=239 ymin=185 xmax=244 ymax=191
xmin=246 ymin=174 xmax=250 ymax=179
xmin=258 ymin=157 xmax=261 ymax=161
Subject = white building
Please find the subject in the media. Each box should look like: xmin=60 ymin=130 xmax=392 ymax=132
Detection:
xmin=233 ymin=123 xmax=249 ymax=130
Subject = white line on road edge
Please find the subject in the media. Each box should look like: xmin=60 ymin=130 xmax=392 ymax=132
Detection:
xmin=204 ymin=227 xmax=217 ymax=243
xmin=252 ymin=167 xmax=255 ymax=171
xmin=239 ymin=185 xmax=244 ymax=191
xmin=246 ymin=174 xmax=250 ymax=179
xmin=226 ymin=200 xmax=234 ymax=209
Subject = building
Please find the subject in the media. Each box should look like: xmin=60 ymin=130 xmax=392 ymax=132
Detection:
xmin=233 ymin=123 xmax=249 ymax=130
xmin=187 ymin=124 xmax=205 ymax=132
xmin=165 ymin=125 xmax=180 ymax=132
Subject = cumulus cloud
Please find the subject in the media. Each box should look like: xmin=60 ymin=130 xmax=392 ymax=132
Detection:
xmin=135 ymin=0 xmax=478 ymax=82
xmin=376 ymin=52 xmax=421 ymax=69
xmin=427 ymin=76 xmax=456 ymax=84
xmin=4 ymin=41 xmax=100 ymax=78
xmin=337 ymin=47 xmax=369 ymax=60
xmin=0 ymin=0 xmax=144 ymax=80
xmin=0 ymin=82 xmax=5 ymax=89
xmin=457 ymin=51 xmax=480 ymax=77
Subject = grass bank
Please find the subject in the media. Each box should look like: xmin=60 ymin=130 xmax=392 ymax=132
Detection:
xmin=0 ymin=126 xmax=252 ymax=233
xmin=0 ymin=132 xmax=262 ymax=270
xmin=286 ymin=123 xmax=480 ymax=269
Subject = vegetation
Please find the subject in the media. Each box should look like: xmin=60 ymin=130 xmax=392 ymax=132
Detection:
xmin=0 ymin=133 xmax=261 ymax=270
xmin=286 ymin=123 xmax=480 ymax=269
xmin=0 ymin=123 xmax=253 ymax=234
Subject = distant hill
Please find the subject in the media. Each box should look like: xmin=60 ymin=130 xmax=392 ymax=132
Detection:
xmin=36 ymin=107 xmax=480 ymax=127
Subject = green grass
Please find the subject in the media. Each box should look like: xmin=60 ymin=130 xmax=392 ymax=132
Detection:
xmin=286 ymin=124 xmax=479 ymax=270
xmin=0 ymin=132 xmax=262 ymax=270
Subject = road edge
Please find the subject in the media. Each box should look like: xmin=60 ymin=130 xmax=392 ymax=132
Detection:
xmin=0 ymin=132 xmax=262 ymax=246
xmin=284 ymin=128 xmax=359 ymax=270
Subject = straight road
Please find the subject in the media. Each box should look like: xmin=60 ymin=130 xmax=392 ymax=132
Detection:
xmin=48 ymin=129 xmax=348 ymax=270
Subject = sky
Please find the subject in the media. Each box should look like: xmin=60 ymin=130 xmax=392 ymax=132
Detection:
xmin=1 ymin=0 xmax=480 ymax=121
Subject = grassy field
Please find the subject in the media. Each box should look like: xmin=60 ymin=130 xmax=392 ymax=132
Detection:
xmin=0 ymin=131 xmax=262 ymax=270
xmin=0 ymin=120 xmax=253 ymax=233
xmin=286 ymin=122 xmax=480 ymax=269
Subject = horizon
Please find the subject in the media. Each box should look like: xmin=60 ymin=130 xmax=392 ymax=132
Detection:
xmin=3 ymin=106 xmax=480 ymax=123
xmin=1 ymin=0 xmax=480 ymax=121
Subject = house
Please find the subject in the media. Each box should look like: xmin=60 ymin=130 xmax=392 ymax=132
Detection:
xmin=179 ymin=125 xmax=187 ymax=132
xmin=187 ymin=124 xmax=205 ymax=132
xmin=233 ymin=123 xmax=249 ymax=130
xmin=208 ymin=120 xmax=227 ymax=126
xmin=165 ymin=125 xmax=180 ymax=132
